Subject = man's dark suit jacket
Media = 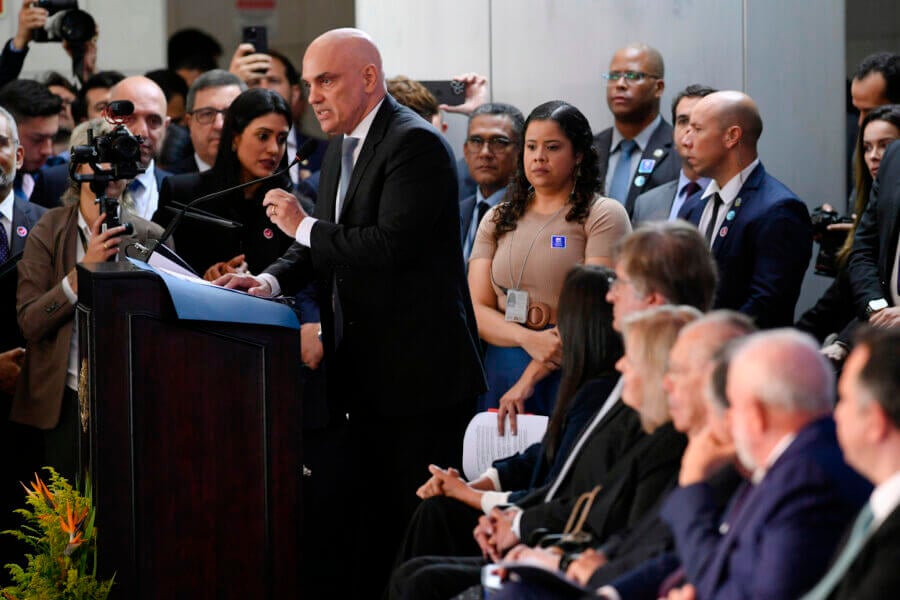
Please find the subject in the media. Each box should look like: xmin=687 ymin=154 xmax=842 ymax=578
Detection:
xmin=826 ymin=502 xmax=900 ymax=599
xmin=593 ymin=119 xmax=679 ymax=217
xmin=661 ymin=417 xmax=871 ymax=600
xmin=0 ymin=39 xmax=26 ymax=89
xmin=1 ymin=198 xmax=46 ymax=411
xmin=28 ymin=164 xmax=68 ymax=209
xmin=847 ymin=139 xmax=900 ymax=315
xmin=264 ymin=95 xmax=485 ymax=416
xmin=679 ymin=162 xmax=812 ymax=328
xmin=1 ymin=198 xmax=45 ymax=347
xmin=165 ymin=153 xmax=199 ymax=175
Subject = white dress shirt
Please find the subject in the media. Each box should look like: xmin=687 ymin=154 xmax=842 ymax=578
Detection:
xmin=698 ymin=158 xmax=760 ymax=249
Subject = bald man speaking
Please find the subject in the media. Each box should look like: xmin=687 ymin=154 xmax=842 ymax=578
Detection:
xmin=678 ymin=91 xmax=812 ymax=328
xmin=216 ymin=28 xmax=485 ymax=594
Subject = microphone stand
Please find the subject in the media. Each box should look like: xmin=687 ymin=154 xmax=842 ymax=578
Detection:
xmin=139 ymin=139 xmax=319 ymax=263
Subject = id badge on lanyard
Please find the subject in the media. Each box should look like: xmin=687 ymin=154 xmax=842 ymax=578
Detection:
xmin=505 ymin=288 xmax=529 ymax=323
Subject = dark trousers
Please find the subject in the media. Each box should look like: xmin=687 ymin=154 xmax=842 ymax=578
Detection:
xmin=0 ymin=397 xmax=44 ymax=585
xmin=393 ymin=495 xmax=483 ymax=569
xmin=43 ymin=387 xmax=79 ymax=485
xmin=389 ymin=555 xmax=485 ymax=600
xmin=348 ymin=403 xmax=472 ymax=599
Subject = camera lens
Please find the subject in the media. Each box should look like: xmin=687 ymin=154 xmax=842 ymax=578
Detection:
xmin=111 ymin=135 xmax=141 ymax=161
xmin=55 ymin=9 xmax=95 ymax=44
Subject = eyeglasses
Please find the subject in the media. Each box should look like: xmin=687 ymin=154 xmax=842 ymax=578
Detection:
xmin=465 ymin=136 xmax=513 ymax=152
xmin=189 ymin=107 xmax=228 ymax=125
xmin=606 ymin=272 xmax=643 ymax=295
xmin=601 ymin=71 xmax=661 ymax=84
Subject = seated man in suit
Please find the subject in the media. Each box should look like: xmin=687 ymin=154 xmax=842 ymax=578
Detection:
xmin=168 ymin=69 xmax=245 ymax=175
xmin=459 ymin=102 xmax=523 ymax=261
xmin=801 ymin=328 xmax=900 ymax=599
xmin=661 ymin=329 xmax=871 ymax=600
xmin=594 ymin=44 xmax=679 ymax=216
xmin=847 ymin=140 xmax=900 ymax=330
xmin=108 ymin=76 xmax=173 ymax=221
xmin=388 ymin=223 xmax=717 ymax=598
xmin=678 ymin=91 xmax=812 ymax=328
xmin=631 ymin=84 xmax=715 ymax=226
xmin=490 ymin=311 xmax=754 ymax=600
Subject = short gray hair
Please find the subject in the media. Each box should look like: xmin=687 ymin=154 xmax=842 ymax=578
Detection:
xmin=732 ymin=329 xmax=834 ymax=414
xmin=186 ymin=69 xmax=246 ymax=112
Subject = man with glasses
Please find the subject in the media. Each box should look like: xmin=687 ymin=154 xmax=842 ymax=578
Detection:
xmin=168 ymin=69 xmax=245 ymax=175
xmin=460 ymin=102 xmax=524 ymax=261
xmin=594 ymin=44 xmax=679 ymax=216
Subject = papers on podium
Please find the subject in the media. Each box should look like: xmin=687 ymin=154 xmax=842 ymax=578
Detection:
xmin=127 ymin=257 xmax=299 ymax=330
xmin=462 ymin=412 xmax=549 ymax=480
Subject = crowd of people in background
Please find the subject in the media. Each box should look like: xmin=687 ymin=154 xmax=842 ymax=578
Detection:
xmin=0 ymin=0 xmax=898 ymax=596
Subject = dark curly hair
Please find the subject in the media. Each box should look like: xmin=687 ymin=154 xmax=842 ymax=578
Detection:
xmin=493 ymin=100 xmax=600 ymax=238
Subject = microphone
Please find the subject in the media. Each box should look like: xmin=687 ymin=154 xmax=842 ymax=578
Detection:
xmin=141 ymin=139 xmax=319 ymax=263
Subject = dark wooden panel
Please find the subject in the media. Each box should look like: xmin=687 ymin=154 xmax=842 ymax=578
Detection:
xmin=77 ymin=263 xmax=301 ymax=599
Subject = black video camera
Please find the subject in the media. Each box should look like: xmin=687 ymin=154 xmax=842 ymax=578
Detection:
xmin=70 ymin=101 xmax=145 ymax=238
xmin=811 ymin=206 xmax=854 ymax=278
xmin=30 ymin=0 xmax=95 ymax=44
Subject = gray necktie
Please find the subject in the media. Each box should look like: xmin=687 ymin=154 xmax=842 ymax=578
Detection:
xmin=335 ymin=136 xmax=359 ymax=221
xmin=332 ymin=136 xmax=359 ymax=348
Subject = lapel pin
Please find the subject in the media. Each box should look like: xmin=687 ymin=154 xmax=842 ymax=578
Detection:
xmin=735 ymin=197 xmax=742 ymax=208
xmin=263 ymin=228 xmax=274 ymax=239
xmin=634 ymin=175 xmax=646 ymax=187
xmin=726 ymin=210 xmax=736 ymax=221
xmin=653 ymin=148 xmax=664 ymax=158
xmin=16 ymin=226 xmax=27 ymax=237
xmin=638 ymin=159 xmax=656 ymax=174
xmin=719 ymin=226 xmax=728 ymax=237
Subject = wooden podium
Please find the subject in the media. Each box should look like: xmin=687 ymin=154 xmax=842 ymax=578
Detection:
xmin=75 ymin=263 xmax=302 ymax=598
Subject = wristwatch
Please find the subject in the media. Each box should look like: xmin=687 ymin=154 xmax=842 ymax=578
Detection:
xmin=867 ymin=298 xmax=889 ymax=316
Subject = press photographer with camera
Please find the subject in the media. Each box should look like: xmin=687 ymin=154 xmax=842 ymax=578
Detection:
xmin=0 ymin=0 xmax=98 ymax=90
xmin=797 ymin=104 xmax=900 ymax=359
xmin=10 ymin=117 xmax=166 ymax=483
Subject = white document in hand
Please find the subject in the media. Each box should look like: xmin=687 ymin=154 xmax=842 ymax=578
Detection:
xmin=462 ymin=412 xmax=549 ymax=481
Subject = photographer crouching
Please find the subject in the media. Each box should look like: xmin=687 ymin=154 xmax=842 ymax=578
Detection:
xmin=9 ymin=116 xmax=168 ymax=483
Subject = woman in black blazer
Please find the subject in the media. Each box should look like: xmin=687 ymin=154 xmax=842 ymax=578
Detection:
xmin=154 ymin=87 xmax=300 ymax=278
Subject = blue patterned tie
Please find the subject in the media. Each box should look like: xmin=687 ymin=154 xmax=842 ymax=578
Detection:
xmin=800 ymin=503 xmax=874 ymax=599
xmin=608 ymin=139 xmax=637 ymax=204
xmin=0 ymin=223 xmax=9 ymax=263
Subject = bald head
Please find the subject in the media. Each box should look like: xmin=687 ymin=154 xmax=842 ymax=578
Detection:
xmin=618 ymin=43 xmax=665 ymax=78
xmin=704 ymin=91 xmax=763 ymax=148
xmin=109 ymin=76 xmax=169 ymax=166
xmin=606 ymin=43 xmax=665 ymax=129
xmin=303 ymin=28 xmax=386 ymax=135
xmin=680 ymin=90 xmax=762 ymax=184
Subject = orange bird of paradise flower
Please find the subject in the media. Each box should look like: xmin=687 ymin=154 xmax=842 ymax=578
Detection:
xmin=59 ymin=502 xmax=89 ymax=556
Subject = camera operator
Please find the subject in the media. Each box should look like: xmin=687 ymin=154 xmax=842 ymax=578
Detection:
xmin=10 ymin=117 xmax=167 ymax=483
xmin=796 ymin=104 xmax=900 ymax=361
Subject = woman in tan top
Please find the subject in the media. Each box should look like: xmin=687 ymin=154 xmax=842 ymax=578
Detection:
xmin=469 ymin=100 xmax=631 ymax=432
